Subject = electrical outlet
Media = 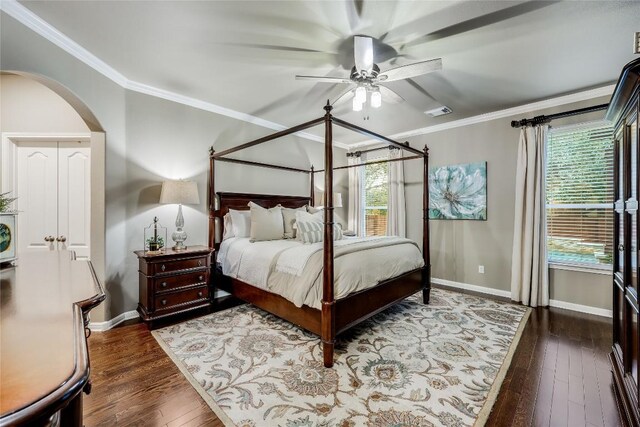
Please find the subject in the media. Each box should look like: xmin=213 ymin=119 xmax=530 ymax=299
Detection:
xmin=478 ymin=265 xmax=485 ymax=274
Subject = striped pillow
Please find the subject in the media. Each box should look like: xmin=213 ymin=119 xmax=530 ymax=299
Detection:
xmin=296 ymin=220 xmax=343 ymax=244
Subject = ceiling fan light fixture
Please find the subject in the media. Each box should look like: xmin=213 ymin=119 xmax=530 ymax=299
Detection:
xmin=355 ymin=85 xmax=367 ymax=104
xmin=371 ymin=88 xmax=382 ymax=108
xmin=353 ymin=96 xmax=363 ymax=112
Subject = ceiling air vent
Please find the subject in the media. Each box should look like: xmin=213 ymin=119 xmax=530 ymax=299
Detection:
xmin=425 ymin=106 xmax=452 ymax=117
xmin=635 ymin=32 xmax=640 ymax=54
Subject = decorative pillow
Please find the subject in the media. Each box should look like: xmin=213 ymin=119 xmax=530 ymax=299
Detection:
xmin=222 ymin=213 xmax=234 ymax=240
xmin=296 ymin=210 xmax=323 ymax=223
xmin=296 ymin=220 xmax=343 ymax=244
xmin=307 ymin=205 xmax=322 ymax=214
xmin=281 ymin=205 xmax=307 ymax=239
xmin=305 ymin=206 xmax=345 ymax=229
xmin=248 ymin=202 xmax=284 ymax=242
xmin=229 ymin=209 xmax=251 ymax=238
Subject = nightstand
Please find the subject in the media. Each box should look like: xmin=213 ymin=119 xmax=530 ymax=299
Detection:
xmin=135 ymin=245 xmax=212 ymax=328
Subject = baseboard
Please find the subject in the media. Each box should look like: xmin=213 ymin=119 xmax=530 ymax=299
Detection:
xmin=548 ymin=299 xmax=613 ymax=318
xmin=432 ymin=277 xmax=612 ymax=318
xmin=432 ymin=278 xmax=512 ymax=299
xmin=89 ymin=310 xmax=139 ymax=331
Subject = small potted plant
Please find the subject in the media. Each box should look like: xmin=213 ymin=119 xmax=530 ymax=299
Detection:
xmin=146 ymin=235 xmax=165 ymax=252
xmin=0 ymin=192 xmax=17 ymax=213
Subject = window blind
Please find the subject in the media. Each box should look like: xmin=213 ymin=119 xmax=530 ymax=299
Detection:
xmin=546 ymin=122 xmax=614 ymax=267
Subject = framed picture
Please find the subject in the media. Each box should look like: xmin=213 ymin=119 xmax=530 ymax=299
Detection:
xmin=0 ymin=213 xmax=17 ymax=263
xmin=429 ymin=162 xmax=487 ymax=220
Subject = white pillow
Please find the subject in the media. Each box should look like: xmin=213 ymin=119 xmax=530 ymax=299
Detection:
xmin=281 ymin=205 xmax=307 ymax=239
xmin=296 ymin=219 xmax=343 ymax=244
xmin=296 ymin=210 xmax=323 ymax=223
xmin=248 ymin=202 xmax=284 ymax=242
xmin=222 ymin=213 xmax=234 ymax=240
xmin=305 ymin=206 xmax=345 ymax=229
xmin=229 ymin=209 xmax=251 ymax=238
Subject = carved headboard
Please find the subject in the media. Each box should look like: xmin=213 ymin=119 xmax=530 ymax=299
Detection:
xmin=209 ymin=192 xmax=311 ymax=250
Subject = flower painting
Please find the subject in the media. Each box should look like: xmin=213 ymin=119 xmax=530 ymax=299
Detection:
xmin=429 ymin=162 xmax=487 ymax=220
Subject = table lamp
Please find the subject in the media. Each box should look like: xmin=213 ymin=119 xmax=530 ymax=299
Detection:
xmin=160 ymin=180 xmax=200 ymax=250
xmin=320 ymin=192 xmax=343 ymax=208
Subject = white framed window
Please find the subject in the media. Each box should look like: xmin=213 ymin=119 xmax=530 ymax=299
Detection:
xmin=361 ymin=155 xmax=389 ymax=236
xmin=545 ymin=120 xmax=614 ymax=270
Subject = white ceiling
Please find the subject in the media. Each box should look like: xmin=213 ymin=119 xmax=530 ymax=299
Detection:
xmin=17 ymin=0 xmax=640 ymax=145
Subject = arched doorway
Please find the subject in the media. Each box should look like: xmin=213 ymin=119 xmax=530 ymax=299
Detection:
xmin=1 ymin=71 xmax=107 ymax=321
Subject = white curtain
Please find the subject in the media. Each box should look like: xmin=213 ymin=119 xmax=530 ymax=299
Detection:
xmin=347 ymin=154 xmax=364 ymax=236
xmin=510 ymin=125 xmax=549 ymax=307
xmin=387 ymin=148 xmax=406 ymax=237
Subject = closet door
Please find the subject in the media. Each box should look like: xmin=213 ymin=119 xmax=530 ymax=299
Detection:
xmin=16 ymin=142 xmax=58 ymax=252
xmin=58 ymin=142 xmax=91 ymax=259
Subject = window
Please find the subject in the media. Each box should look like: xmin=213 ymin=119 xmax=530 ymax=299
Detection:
xmin=546 ymin=121 xmax=614 ymax=268
xmin=363 ymin=161 xmax=389 ymax=236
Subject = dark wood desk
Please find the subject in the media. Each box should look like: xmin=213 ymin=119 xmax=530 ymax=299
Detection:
xmin=0 ymin=251 xmax=105 ymax=426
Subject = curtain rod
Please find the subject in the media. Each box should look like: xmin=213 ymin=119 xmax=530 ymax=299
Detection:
xmin=510 ymin=103 xmax=609 ymax=128
xmin=346 ymin=143 xmax=409 ymax=158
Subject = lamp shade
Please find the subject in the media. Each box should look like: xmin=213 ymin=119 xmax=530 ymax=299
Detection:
xmin=320 ymin=192 xmax=343 ymax=208
xmin=159 ymin=180 xmax=200 ymax=205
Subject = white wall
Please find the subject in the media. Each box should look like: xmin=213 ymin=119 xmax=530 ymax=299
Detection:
xmin=1 ymin=11 xmax=348 ymax=320
xmin=0 ymin=74 xmax=90 ymax=133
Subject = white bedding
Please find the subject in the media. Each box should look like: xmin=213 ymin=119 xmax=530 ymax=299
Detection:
xmin=217 ymin=236 xmax=424 ymax=309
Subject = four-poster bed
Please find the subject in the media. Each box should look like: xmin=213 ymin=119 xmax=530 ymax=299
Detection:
xmin=208 ymin=102 xmax=431 ymax=367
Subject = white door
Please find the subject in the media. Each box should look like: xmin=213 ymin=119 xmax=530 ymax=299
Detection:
xmin=16 ymin=142 xmax=58 ymax=252
xmin=14 ymin=141 xmax=91 ymax=258
xmin=58 ymin=142 xmax=91 ymax=258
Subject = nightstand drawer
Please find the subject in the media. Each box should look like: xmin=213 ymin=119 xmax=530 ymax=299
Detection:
xmin=155 ymin=271 xmax=208 ymax=293
xmin=151 ymin=256 xmax=208 ymax=275
xmin=155 ymin=286 xmax=209 ymax=312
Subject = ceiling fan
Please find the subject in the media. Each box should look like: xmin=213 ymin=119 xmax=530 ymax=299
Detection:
xmin=295 ymin=35 xmax=442 ymax=111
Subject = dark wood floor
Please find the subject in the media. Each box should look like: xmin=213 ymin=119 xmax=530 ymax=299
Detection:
xmin=84 ymin=289 xmax=621 ymax=427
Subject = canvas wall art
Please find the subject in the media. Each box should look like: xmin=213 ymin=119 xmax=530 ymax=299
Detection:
xmin=429 ymin=161 xmax=487 ymax=220
xmin=0 ymin=213 xmax=17 ymax=263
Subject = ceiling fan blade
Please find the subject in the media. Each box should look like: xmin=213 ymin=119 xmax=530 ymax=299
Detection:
xmin=332 ymin=89 xmax=355 ymax=106
xmin=354 ymin=35 xmax=374 ymax=74
xmin=345 ymin=0 xmax=365 ymax=32
xmin=377 ymin=58 xmax=442 ymax=82
xmin=295 ymin=75 xmax=352 ymax=84
xmin=379 ymin=85 xmax=404 ymax=104
xmin=404 ymin=1 xmax=556 ymax=48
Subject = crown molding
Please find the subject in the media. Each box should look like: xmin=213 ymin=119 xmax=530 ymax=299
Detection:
xmin=0 ymin=0 xmax=347 ymax=149
xmin=0 ymin=0 xmax=129 ymax=86
xmin=126 ymin=81 xmax=344 ymax=147
xmin=349 ymin=84 xmax=616 ymax=148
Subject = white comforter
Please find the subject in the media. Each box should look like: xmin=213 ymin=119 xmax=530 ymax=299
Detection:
xmin=217 ymin=236 xmax=424 ymax=309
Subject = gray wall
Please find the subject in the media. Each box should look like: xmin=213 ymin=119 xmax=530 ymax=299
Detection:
xmin=404 ymin=96 xmax=612 ymax=311
xmin=1 ymin=12 xmax=347 ymax=321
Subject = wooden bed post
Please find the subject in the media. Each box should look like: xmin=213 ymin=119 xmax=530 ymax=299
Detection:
xmin=209 ymin=147 xmax=216 ymax=251
xmin=422 ymin=145 xmax=431 ymax=304
xmin=322 ymin=101 xmax=336 ymax=368
xmin=310 ymin=165 xmax=315 ymax=206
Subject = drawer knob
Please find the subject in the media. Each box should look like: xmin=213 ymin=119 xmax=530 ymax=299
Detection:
xmin=161 ymin=282 xmax=167 ymax=288
xmin=161 ymin=299 xmax=167 ymax=306
xmin=161 ymin=264 xmax=166 ymax=272
xmin=198 ymin=260 xmax=203 ymax=266
xmin=198 ymin=291 xmax=203 ymax=297
xmin=199 ymin=275 xmax=204 ymax=281
xmin=619 ymin=244 xmax=625 ymax=252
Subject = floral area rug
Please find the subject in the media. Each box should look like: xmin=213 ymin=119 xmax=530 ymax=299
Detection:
xmin=152 ymin=288 xmax=530 ymax=427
